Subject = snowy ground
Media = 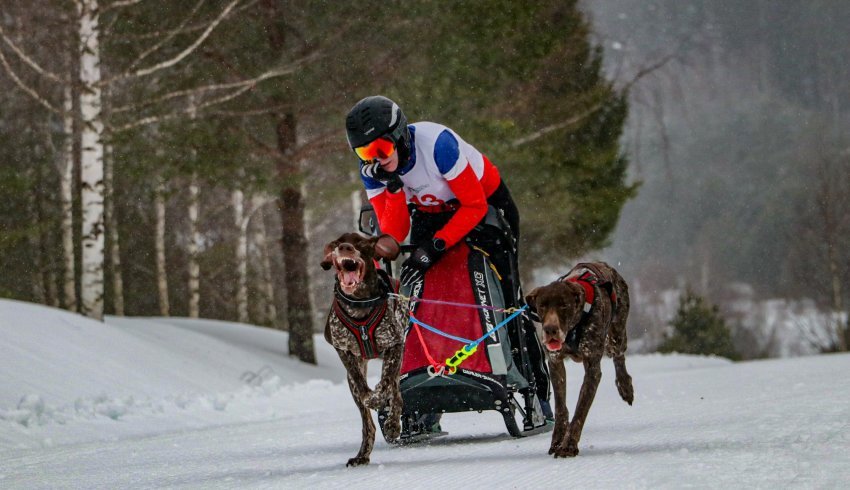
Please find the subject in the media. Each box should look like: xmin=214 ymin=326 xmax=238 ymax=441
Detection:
xmin=1 ymin=299 xmax=849 ymax=489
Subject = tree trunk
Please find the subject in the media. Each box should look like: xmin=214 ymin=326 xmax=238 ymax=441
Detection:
xmin=60 ymin=85 xmax=78 ymax=312
xmin=104 ymin=142 xmax=124 ymax=316
xmin=187 ymin=173 xmax=201 ymax=318
xmin=154 ymin=178 xmax=170 ymax=317
xmin=815 ymin=159 xmax=845 ymax=351
xmin=259 ymin=0 xmax=315 ymax=363
xmin=29 ymin=164 xmax=47 ymax=305
xmin=276 ymin=114 xmax=316 ymax=364
xmin=233 ymin=188 xmax=249 ymax=324
xmin=252 ymin=196 xmax=277 ymax=327
xmin=77 ymin=0 xmax=105 ymax=320
xmin=350 ymin=172 xmax=362 ymax=231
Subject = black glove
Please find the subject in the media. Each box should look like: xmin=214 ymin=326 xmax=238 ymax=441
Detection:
xmin=361 ymin=162 xmax=403 ymax=193
xmin=400 ymin=238 xmax=447 ymax=286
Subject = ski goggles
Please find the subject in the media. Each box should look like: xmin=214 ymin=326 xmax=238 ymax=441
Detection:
xmin=353 ymin=137 xmax=396 ymax=162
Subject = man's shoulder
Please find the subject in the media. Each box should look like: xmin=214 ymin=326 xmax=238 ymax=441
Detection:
xmin=410 ymin=121 xmax=454 ymax=141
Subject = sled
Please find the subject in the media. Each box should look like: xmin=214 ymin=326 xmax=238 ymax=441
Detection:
xmin=360 ymin=204 xmax=552 ymax=440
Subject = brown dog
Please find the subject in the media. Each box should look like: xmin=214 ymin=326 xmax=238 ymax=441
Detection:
xmin=320 ymin=232 xmax=406 ymax=467
xmin=526 ymin=261 xmax=634 ymax=458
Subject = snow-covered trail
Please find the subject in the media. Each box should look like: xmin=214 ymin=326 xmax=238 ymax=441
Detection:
xmin=4 ymin=352 xmax=849 ymax=489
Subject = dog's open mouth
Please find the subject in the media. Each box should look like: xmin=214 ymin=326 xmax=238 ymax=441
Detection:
xmin=335 ymin=256 xmax=365 ymax=294
xmin=545 ymin=339 xmax=563 ymax=352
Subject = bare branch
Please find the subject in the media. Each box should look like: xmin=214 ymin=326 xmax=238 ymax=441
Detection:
xmin=111 ymin=53 xmax=317 ymax=114
xmin=511 ymin=103 xmax=603 ymax=147
xmin=0 ymin=48 xmax=61 ymax=114
xmin=126 ymin=0 xmax=206 ymax=72
xmin=0 ymin=25 xmax=65 ymax=83
xmin=120 ymin=0 xmax=260 ymax=40
xmin=104 ymin=0 xmax=240 ymax=85
xmin=511 ymin=53 xmax=676 ymax=148
xmin=111 ymin=82 xmax=260 ymax=133
xmin=102 ymin=0 xmax=146 ymax=14
xmin=620 ymin=53 xmax=678 ymax=92
xmin=206 ymin=105 xmax=291 ymax=118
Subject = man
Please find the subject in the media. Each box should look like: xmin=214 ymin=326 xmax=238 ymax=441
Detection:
xmin=346 ymin=95 xmax=519 ymax=289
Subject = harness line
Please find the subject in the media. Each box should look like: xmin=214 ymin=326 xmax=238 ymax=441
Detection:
xmin=408 ymin=305 xmax=528 ymax=374
xmin=388 ymin=292 xmax=522 ymax=314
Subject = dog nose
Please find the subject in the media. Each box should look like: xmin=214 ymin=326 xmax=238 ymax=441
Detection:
xmin=338 ymin=243 xmax=355 ymax=253
xmin=543 ymin=324 xmax=559 ymax=338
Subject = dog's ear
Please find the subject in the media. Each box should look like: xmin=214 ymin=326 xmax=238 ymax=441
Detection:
xmin=525 ymin=288 xmax=539 ymax=312
xmin=374 ymin=234 xmax=400 ymax=260
xmin=320 ymin=240 xmax=338 ymax=270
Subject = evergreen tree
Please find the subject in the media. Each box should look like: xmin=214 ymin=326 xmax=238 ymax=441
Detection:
xmin=346 ymin=0 xmax=637 ymax=272
xmin=659 ymin=289 xmax=739 ymax=360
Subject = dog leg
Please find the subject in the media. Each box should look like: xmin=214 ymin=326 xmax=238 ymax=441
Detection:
xmin=606 ymin=284 xmax=633 ymax=406
xmin=375 ymin=344 xmax=403 ymax=442
xmin=364 ymin=346 xmax=401 ymax=411
xmin=337 ymin=350 xmax=375 ymax=466
xmin=613 ymin=355 xmax=634 ymax=405
xmin=555 ymin=358 xmax=601 ymax=458
xmin=548 ymin=356 xmax=569 ymax=455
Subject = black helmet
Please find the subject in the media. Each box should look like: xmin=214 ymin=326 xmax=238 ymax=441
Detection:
xmin=346 ymin=95 xmax=411 ymax=163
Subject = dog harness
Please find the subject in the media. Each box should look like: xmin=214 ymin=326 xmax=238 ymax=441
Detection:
xmin=556 ymin=266 xmax=618 ymax=351
xmin=332 ymin=269 xmax=399 ymax=359
xmin=560 ymin=268 xmax=618 ymax=314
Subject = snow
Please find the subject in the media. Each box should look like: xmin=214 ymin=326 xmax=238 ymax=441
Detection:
xmin=2 ymin=299 xmax=849 ymax=488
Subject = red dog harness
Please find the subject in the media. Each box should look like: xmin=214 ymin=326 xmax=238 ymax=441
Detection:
xmin=560 ymin=268 xmax=617 ymax=315
xmin=332 ymin=269 xmax=399 ymax=359
xmin=555 ymin=266 xmax=618 ymax=351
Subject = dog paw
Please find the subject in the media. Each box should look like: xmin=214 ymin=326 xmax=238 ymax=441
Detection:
xmin=346 ymin=456 xmax=370 ymax=467
xmin=382 ymin=418 xmax=401 ymax=442
xmin=616 ymin=376 xmax=634 ymax=405
xmin=552 ymin=443 xmax=579 ymax=458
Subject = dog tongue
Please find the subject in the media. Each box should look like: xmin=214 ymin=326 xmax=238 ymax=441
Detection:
xmin=342 ymin=270 xmax=359 ymax=288
xmin=546 ymin=340 xmax=563 ymax=352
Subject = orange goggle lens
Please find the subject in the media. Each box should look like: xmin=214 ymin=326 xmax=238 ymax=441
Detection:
xmin=354 ymin=138 xmax=395 ymax=161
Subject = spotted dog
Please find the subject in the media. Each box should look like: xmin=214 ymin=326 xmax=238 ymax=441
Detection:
xmin=320 ymin=232 xmax=406 ymax=467
xmin=526 ymin=261 xmax=634 ymax=458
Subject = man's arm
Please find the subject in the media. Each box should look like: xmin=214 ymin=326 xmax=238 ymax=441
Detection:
xmin=369 ymin=189 xmax=410 ymax=243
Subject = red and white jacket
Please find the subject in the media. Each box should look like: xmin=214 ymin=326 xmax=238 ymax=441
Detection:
xmin=361 ymin=122 xmax=501 ymax=248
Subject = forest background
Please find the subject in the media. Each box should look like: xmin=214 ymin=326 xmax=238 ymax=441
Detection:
xmin=1 ymin=0 xmax=847 ymax=363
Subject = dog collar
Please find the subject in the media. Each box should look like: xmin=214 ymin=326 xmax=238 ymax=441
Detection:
xmin=333 ymin=268 xmax=397 ymax=309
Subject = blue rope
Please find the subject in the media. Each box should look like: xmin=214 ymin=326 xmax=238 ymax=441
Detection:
xmin=468 ymin=306 xmax=527 ymax=347
xmin=409 ymin=316 xmax=473 ymax=344
xmin=408 ymin=305 xmax=528 ymax=348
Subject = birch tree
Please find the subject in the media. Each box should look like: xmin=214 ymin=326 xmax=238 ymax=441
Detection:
xmin=76 ymin=0 xmax=107 ymax=320
xmin=154 ymin=177 xmax=170 ymax=316
xmin=251 ymin=197 xmax=277 ymax=327
xmin=4 ymin=0 xmax=320 ymax=320
xmin=187 ymin=173 xmax=202 ymax=318
xmin=232 ymin=187 xmax=249 ymax=324
xmin=59 ymin=85 xmax=78 ymax=312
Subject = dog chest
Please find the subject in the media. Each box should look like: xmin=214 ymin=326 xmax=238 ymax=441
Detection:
xmin=328 ymin=305 xmax=404 ymax=358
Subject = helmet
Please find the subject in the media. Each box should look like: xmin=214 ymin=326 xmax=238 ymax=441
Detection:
xmin=346 ymin=95 xmax=411 ymax=163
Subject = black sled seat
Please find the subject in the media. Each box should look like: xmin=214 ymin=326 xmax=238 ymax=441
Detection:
xmin=396 ymin=239 xmax=549 ymax=438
